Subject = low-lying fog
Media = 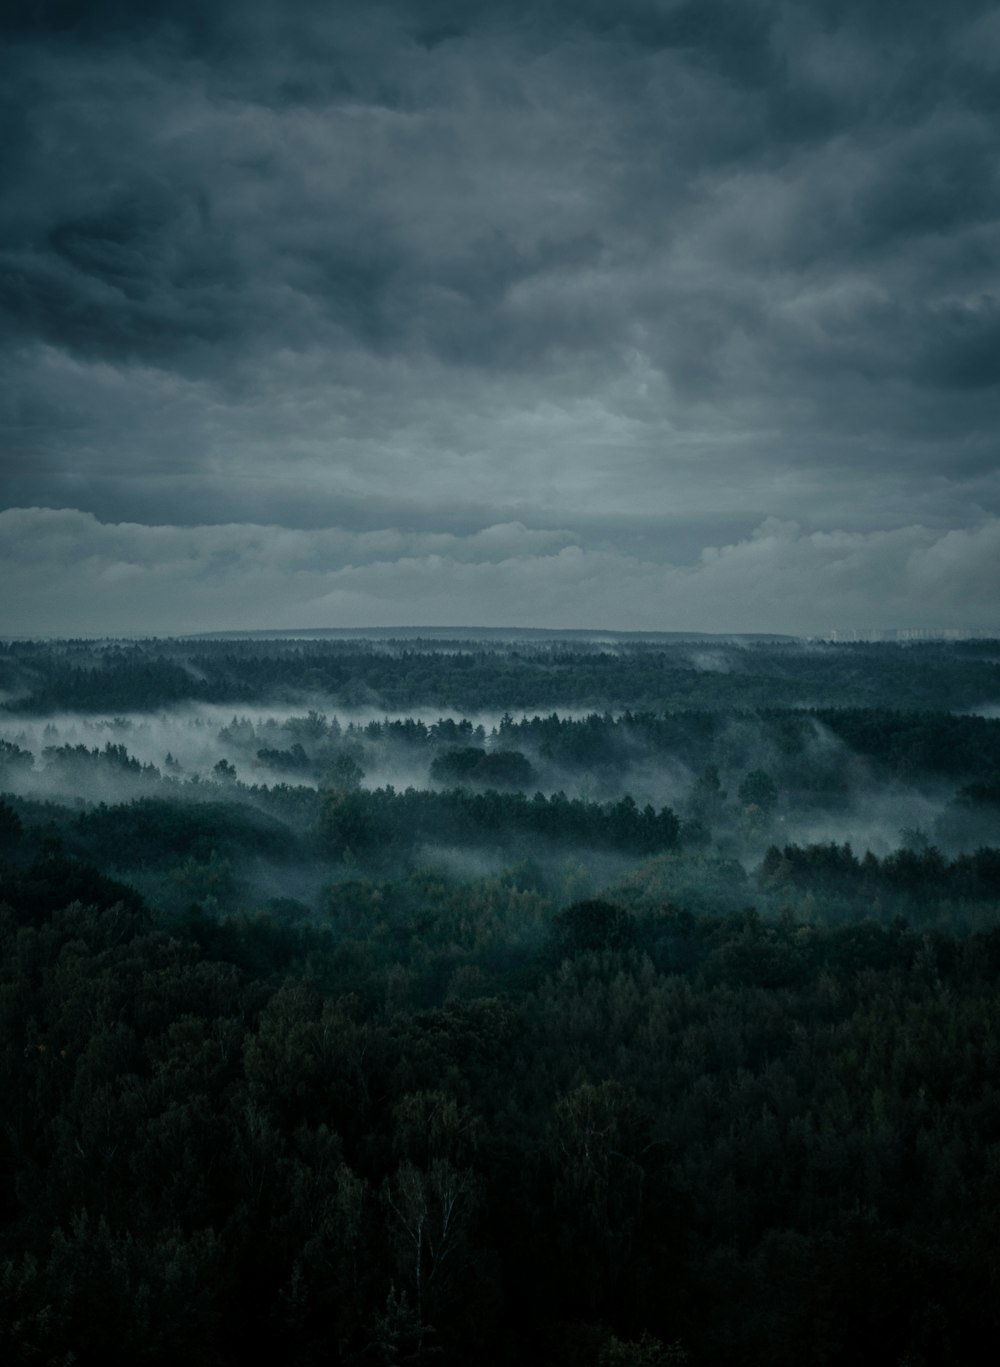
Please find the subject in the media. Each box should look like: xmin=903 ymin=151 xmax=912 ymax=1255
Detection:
xmin=0 ymin=704 xmax=564 ymax=794
xmin=1 ymin=700 xmax=989 ymax=871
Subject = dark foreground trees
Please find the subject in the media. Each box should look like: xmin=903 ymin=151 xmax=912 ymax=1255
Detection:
xmin=4 ymin=834 xmax=1000 ymax=1365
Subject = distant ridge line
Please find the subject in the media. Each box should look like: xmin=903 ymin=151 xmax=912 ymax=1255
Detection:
xmin=185 ymin=625 xmax=801 ymax=642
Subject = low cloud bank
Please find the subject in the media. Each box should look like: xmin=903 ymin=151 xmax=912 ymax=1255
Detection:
xmin=1 ymin=507 xmax=997 ymax=637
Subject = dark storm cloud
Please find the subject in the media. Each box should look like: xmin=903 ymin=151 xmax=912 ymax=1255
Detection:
xmin=4 ymin=1 xmax=997 ymax=377
xmin=1 ymin=0 xmax=999 ymax=632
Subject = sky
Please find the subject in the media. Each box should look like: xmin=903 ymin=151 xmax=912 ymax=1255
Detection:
xmin=2 ymin=0 xmax=999 ymax=637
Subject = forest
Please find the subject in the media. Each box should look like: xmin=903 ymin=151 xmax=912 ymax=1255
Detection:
xmin=2 ymin=634 xmax=1000 ymax=1364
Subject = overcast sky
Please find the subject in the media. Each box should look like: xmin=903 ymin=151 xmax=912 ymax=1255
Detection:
xmin=2 ymin=0 xmax=999 ymax=636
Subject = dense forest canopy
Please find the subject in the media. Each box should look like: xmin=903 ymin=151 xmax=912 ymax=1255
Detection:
xmin=2 ymin=635 xmax=999 ymax=1364
xmin=3 ymin=634 xmax=1000 ymax=713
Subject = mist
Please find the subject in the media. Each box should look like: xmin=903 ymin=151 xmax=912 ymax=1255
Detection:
xmin=3 ymin=686 xmax=997 ymax=934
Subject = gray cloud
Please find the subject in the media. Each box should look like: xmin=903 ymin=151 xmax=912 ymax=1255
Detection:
xmin=1 ymin=506 xmax=996 ymax=638
xmin=1 ymin=0 xmax=998 ymax=632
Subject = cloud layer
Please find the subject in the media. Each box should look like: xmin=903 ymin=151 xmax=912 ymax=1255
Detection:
xmin=1 ymin=1 xmax=998 ymax=633
xmin=2 ymin=507 xmax=996 ymax=637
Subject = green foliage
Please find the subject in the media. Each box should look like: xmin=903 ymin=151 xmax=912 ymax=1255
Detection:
xmin=316 ymin=787 xmax=680 ymax=862
xmin=737 ymin=768 xmax=778 ymax=812
xmin=4 ymin=635 xmax=1000 ymax=1363
xmin=0 ymin=739 xmax=34 ymax=777
xmin=5 ymin=637 xmax=1000 ymax=715
xmin=0 ymin=798 xmax=23 ymax=849
xmin=551 ymin=900 xmax=639 ymax=957
xmin=430 ymin=747 xmax=536 ymax=789
xmin=600 ymin=1332 xmax=688 ymax=1366
xmin=4 ymin=840 xmax=1000 ymax=1362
